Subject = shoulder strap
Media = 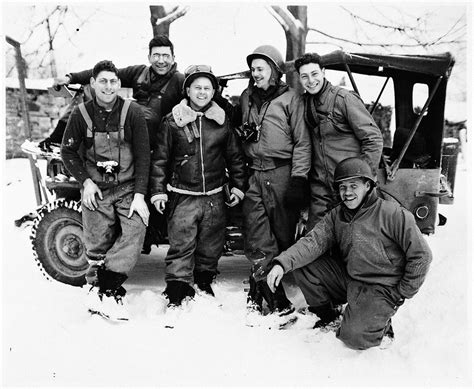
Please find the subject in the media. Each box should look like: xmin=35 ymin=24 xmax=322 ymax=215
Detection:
xmin=136 ymin=67 xmax=149 ymax=86
xmin=78 ymin=102 xmax=93 ymax=137
xmin=119 ymin=99 xmax=132 ymax=134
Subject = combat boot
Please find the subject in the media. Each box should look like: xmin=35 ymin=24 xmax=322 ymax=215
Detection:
xmin=309 ymin=303 xmax=342 ymax=329
xmin=194 ymin=270 xmax=216 ymax=296
xmin=163 ymin=280 xmax=195 ymax=307
xmin=94 ymin=268 xmax=129 ymax=321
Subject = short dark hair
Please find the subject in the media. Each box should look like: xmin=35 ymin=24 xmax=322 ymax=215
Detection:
xmin=92 ymin=60 xmax=119 ymax=78
xmin=149 ymin=35 xmax=174 ymax=55
xmin=294 ymin=53 xmax=322 ymax=73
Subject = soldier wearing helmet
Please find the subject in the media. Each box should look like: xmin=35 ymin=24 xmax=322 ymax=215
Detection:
xmin=266 ymin=157 xmax=432 ymax=350
xmin=220 ymin=45 xmax=311 ymax=316
xmin=149 ymin=65 xmax=246 ymax=307
xmin=294 ymin=53 xmax=384 ymax=231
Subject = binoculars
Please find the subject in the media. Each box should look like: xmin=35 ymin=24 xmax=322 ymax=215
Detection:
xmin=236 ymin=122 xmax=261 ymax=143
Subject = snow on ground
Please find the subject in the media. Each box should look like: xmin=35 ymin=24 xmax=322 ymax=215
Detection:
xmin=1 ymin=157 xmax=472 ymax=387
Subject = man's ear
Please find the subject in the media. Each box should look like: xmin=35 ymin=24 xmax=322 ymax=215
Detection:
xmin=90 ymin=77 xmax=95 ymax=87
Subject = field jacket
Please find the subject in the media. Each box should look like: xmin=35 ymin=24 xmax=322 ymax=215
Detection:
xmin=239 ymin=84 xmax=311 ymax=178
xmin=274 ymin=190 xmax=432 ymax=299
xmin=305 ymin=80 xmax=383 ymax=187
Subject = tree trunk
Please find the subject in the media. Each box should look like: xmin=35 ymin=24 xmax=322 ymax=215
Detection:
xmin=149 ymin=5 xmax=188 ymax=37
xmin=269 ymin=5 xmax=308 ymax=90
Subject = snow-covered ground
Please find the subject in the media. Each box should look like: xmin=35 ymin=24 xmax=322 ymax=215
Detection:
xmin=1 ymin=156 xmax=472 ymax=387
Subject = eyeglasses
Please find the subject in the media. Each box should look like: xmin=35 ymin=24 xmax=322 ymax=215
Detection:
xmin=96 ymin=78 xmax=119 ymax=86
xmin=184 ymin=64 xmax=213 ymax=76
xmin=151 ymin=53 xmax=172 ymax=61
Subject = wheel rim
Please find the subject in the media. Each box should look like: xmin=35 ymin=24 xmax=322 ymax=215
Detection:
xmin=46 ymin=218 xmax=87 ymax=271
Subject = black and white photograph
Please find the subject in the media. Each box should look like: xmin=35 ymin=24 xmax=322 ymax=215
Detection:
xmin=1 ymin=1 xmax=471 ymax=387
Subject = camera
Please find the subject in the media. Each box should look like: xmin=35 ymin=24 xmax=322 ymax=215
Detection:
xmin=236 ymin=122 xmax=261 ymax=143
xmin=96 ymin=161 xmax=120 ymax=182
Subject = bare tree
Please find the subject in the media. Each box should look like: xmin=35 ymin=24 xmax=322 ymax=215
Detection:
xmin=5 ymin=5 xmax=94 ymax=78
xmin=149 ymin=5 xmax=189 ymax=37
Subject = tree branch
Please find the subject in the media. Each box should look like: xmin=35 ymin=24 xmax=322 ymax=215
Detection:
xmin=153 ymin=5 xmax=189 ymax=26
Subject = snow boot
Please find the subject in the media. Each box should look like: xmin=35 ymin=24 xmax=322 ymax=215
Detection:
xmin=309 ymin=303 xmax=341 ymax=329
xmin=194 ymin=270 xmax=216 ymax=296
xmin=92 ymin=268 xmax=129 ymax=321
xmin=271 ymin=283 xmax=295 ymax=316
xmin=246 ymin=275 xmax=263 ymax=313
xmin=163 ymin=280 xmax=195 ymax=307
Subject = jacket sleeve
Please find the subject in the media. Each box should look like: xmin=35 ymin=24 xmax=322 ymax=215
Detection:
xmin=68 ymin=69 xmax=93 ymax=85
xmin=274 ymin=212 xmax=337 ymax=273
xmin=289 ymin=93 xmax=312 ymax=179
xmin=390 ymin=208 xmax=432 ymax=299
xmin=340 ymin=92 xmax=383 ymax=172
xmin=149 ymin=118 xmax=172 ymax=197
xmin=128 ymin=103 xmax=150 ymax=195
xmin=117 ymin=65 xmax=147 ymax=88
xmin=60 ymin=107 xmax=90 ymax=185
xmin=69 ymin=65 xmax=145 ymax=88
xmin=224 ymin=122 xmax=246 ymax=192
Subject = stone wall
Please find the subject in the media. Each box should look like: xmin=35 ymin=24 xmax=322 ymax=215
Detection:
xmin=5 ymin=88 xmax=67 ymax=159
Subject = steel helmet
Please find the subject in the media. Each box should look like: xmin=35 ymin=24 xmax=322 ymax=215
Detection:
xmin=246 ymin=45 xmax=284 ymax=72
xmin=333 ymin=157 xmax=376 ymax=187
xmin=183 ymin=64 xmax=218 ymax=94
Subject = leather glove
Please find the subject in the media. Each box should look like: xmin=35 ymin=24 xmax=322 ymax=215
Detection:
xmin=284 ymin=177 xmax=310 ymax=210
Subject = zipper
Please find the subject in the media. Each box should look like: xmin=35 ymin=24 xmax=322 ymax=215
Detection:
xmin=198 ymin=116 xmax=206 ymax=193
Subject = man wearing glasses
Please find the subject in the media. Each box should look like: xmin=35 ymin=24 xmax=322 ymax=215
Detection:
xmin=61 ymin=60 xmax=150 ymax=321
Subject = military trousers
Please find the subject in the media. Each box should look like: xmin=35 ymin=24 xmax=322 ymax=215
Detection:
xmin=242 ymin=164 xmax=299 ymax=263
xmin=293 ymin=255 xmax=404 ymax=350
xmin=165 ymin=192 xmax=226 ymax=284
xmin=82 ymin=182 xmax=146 ymax=275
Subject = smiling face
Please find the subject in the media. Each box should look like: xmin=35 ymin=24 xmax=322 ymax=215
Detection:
xmin=186 ymin=76 xmax=215 ymax=110
xmin=298 ymin=62 xmax=325 ymax=95
xmin=91 ymin=70 xmax=120 ymax=108
xmin=148 ymin=46 xmax=175 ymax=76
xmin=338 ymin=177 xmax=371 ymax=209
xmin=251 ymin=58 xmax=272 ymax=90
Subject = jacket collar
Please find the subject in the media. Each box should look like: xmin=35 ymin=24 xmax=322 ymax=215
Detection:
xmin=340 ymin=187 xmax=379 ymax=221
xmin=172 ymin=99 xmax=225 ymax=127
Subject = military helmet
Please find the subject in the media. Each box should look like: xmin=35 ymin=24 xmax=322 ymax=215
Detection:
xmin=246 ymin=45 xmax=284 ymax=72
xmin=183 ymin=64 xmax=218 ymax=93
xmin=333 ymin=157 xmax=376 ymax=187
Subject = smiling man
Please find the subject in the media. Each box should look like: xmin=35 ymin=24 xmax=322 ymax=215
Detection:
xmin=265 ymin=157 xmax=432 ymax=350
xmin=61 ymin=60 xmax=150 ymax=321
xmin=149 ymin=65 xmax=246 ymax=307
xmin=294 ymin=53 xmax=383 ymax=231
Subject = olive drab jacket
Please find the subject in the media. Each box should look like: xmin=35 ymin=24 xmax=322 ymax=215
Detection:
xmin=239 ymin=84 xmax=311 ymax=179
xmin=274 ymin=189 xmax=432 ymax=299
xmin=305 ymin=80 xmax=383 ymax=189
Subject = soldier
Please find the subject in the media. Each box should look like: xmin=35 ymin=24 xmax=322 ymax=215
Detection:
xmin=149 ymin=65 xmax=246 ymax=307
xmin=294 ymin=52 xmax=383 ymax=230
xmin=266 ymin=157 xmax=432 ymax=349
xmin=61 ymin=60 xmax=150 ymax=320
xmin=220 ymin=45 xmax=311 ymax=315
